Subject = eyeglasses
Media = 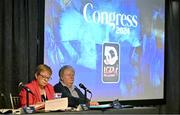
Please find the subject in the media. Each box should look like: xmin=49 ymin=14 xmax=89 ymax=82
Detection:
xmin=63 ymin=73 xmax=75 ymax=77
xmin=39 ymin=73 xmax=52 ymax=81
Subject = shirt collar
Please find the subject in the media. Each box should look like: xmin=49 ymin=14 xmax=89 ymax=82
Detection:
xmin=60 ymin=81 xmax=76 ymax=90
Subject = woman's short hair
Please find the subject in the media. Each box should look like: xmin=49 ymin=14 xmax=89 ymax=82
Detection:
xmin=59 ymin=65 xmax=75 ymax=81
xmin=35 ymin=64 xmax=52 ymax=75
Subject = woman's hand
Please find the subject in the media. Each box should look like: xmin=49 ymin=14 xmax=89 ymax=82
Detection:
xmin=33 ymin=102 xmax=45 ymax=110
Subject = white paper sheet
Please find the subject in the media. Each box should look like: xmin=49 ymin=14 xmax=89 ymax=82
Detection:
xmin=45 ymin=97 xmax=68 ymax=112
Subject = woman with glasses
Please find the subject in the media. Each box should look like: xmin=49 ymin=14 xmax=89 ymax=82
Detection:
xmin=19 ymin=64 xmax=55 ymax=108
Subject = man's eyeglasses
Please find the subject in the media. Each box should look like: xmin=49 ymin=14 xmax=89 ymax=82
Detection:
xmin=39 ymin=73 xmax=52 ymax=81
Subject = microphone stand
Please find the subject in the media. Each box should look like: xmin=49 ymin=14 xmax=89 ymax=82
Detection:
xmin=80 ymin=89 xmax=89 ymax=111
xmin=19 ymin=82 xmax=35 ymax=113
xmin=79 ymin=83 xmax=91 ymax=110
xmin=84 ymin=89 xmax=87 ymax=105
xmin=23 ymin=88 xmax=35 ymax=113
xmin=26 ymin=89 xmax=29 ymax=107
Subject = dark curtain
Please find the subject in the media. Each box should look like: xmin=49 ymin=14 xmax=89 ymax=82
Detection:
xmin=160 ymin=0 xmax=180 ymax=113
xmin=0 ymin=0 xmax=44 ymax=108
xmin=0 ymin=0 xmax=179 ymax=113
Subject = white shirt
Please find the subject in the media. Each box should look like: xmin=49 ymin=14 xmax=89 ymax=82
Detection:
xmin=60 ymin=81 xmax=79 ymax=98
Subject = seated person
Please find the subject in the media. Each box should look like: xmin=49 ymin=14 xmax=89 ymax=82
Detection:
xmin=19 ymin=64 xmax=55 ymax=109
xmin=54 ymin=65 xmax=99 ymax=108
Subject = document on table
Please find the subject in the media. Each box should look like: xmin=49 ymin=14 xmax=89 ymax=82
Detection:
xmin=0 ymin=108 xmax=22 ymax=114
xmin=45 ymin=97 xmax=68 ymax=111
xmin=0 ymin=109 xmax=12 ymax=114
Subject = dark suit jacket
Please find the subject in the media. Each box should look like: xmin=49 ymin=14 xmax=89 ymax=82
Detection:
xmin=54 ymin=82 xmax=89 ymax=107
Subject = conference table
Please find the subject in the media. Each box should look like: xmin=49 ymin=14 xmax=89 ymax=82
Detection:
xmin=0 ymin=106 xmax=159 ymax=114
xmin=34 ymin=106 xmax=159 ymax=114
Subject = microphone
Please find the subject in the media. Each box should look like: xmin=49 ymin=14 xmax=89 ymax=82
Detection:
xmin=79 ymin=83 xmax=92 ymax=94
xmin=18 ymin=82 xmax=34 ymax=95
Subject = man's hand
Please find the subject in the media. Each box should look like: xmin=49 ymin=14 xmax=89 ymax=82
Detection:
xmin=89 ymin=101 xmax=99 ymax=106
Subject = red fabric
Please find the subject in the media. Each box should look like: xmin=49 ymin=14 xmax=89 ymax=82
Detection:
xmin=19 ymin=80 xmax=55 ymax=107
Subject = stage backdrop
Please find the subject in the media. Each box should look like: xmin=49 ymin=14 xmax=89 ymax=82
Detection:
xmin=44 ymin=0 xmax=165 ymax=102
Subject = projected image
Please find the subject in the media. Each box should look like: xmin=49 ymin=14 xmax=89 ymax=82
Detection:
xmin=44 ymin=0 xmax=165 ymax=101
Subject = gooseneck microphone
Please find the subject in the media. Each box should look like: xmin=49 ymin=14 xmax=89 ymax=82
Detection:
xmin=19 ymin=82 xmax=34 ymax=108
xmin=18 ymin=82 xmax=34 ymax=95
xmin=79 ymin=83 xmax=93 ymax=106
xmin=79 ymin=83 xmax=92 ymax=94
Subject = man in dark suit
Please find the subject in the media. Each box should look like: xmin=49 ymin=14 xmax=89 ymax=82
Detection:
xmin=54 ymin=65 xmax=98 ymax=107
